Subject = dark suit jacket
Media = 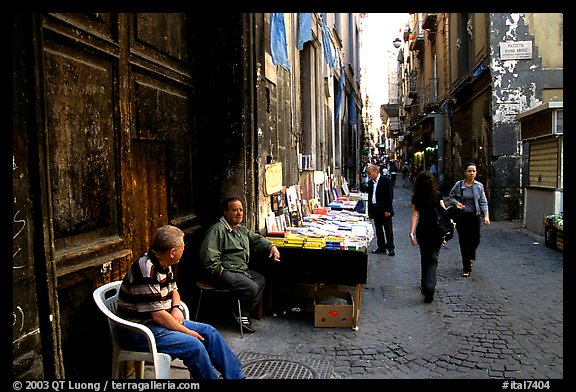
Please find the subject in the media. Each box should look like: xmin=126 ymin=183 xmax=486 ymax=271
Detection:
xmin=367 ymin=175 xmax=394 ymax=219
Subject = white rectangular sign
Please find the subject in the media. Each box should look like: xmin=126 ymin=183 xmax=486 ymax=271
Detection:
xmin=499 ymin=41 xmax=533 ymax=60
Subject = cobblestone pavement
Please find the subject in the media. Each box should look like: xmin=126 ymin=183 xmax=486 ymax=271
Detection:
xmin=164 ymin=184 xmax=563 ymax=382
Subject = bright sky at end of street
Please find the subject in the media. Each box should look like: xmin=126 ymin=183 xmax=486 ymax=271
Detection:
xmin=361 ymin=13 xmax=410 ymax=130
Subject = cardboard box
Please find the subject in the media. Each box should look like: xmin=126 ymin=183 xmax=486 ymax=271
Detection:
xmin=314 ymin=289 xmax=354 ymax=328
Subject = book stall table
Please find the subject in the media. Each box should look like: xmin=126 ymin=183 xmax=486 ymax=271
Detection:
xmin=544 ymin=213 xmax=563 ymax=252
xmin=326 ymin=192 xmax=368 ymax=214
xmin=266 ymin=209 xmax=373 ymax=329
xmin=274 ymin=246 xmax=367 ymax=329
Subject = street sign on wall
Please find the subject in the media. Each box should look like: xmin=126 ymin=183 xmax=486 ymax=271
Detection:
xmin=499 ymin=41 xmax=532 ymax=60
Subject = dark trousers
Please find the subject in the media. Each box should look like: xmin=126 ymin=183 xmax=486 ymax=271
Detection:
xmin=456 ymin=212 xmax=481 ymax=273
xmin=373 ymin=215 xmax=395 ymax=252
xmin=212 ymin=269 xmax=266 ymax=316
xmin=418 ymin=239 xmax=441 ymax=296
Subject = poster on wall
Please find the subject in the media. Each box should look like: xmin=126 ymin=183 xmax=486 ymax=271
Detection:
xmin=341 ymin=177 xmax=350 ymax=196
xmin=286 ymin=185 xmax=302 ymax=227
xmin=264 ymin=162 xmax=283 ymax=196
xmin=313 ymin=170 xmax=325 ymax=185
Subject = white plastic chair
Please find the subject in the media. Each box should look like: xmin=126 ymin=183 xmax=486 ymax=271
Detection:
xmin=93 ymin=280 xmax=190 ymax=379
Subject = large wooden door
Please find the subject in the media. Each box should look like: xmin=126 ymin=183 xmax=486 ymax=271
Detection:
xmin=37 ymin=13 xmax=196 ymax=377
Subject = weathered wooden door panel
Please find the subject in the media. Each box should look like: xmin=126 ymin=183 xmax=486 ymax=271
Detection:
xmin=39 ymin=14 xmax=133 ymax=377
xmin=43 ymin=42 xmax=121 ymax=255
xmin=128 ymin=12 xmax=200 ymax=310
xmin=132 ymin=75 xmax=195 ymax=223
xmin=130 ymin=13 xmax=196 ymax=231
xmin=130 ymin=13 xmax=190 ymax=77
xmin=48 ymin=13 xmax=117 ymax=42
xmin=131 ymin=140 xmax=168 ymax=257
xmin=33 ymin=12 xmax=199 ymax=377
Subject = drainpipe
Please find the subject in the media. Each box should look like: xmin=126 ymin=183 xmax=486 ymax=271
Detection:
xmin=242 ymin=13 xmax=257 ymax=229
xmin=432 ymin=112 xmax=445 ymax=188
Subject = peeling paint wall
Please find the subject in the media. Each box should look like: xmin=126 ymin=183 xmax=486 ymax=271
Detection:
xmin=489 ymin=13 xmax=562 ymax=220
xmin=252 ymin=13 xmax=362 ymax=229
xmin=490 ymin=13 xmax=541 ymax=151
xmin=489 ymin=13 xmax=537 ymax=220
xmin=253 ymin=13 xmax=302 ymax=232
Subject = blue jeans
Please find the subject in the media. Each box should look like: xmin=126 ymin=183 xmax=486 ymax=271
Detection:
xmin=118 ymin=320 xmax=244 ymax=379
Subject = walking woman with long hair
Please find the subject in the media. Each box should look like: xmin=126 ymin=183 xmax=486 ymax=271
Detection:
xmin=409 ymin=171 xmax=446 ymax=303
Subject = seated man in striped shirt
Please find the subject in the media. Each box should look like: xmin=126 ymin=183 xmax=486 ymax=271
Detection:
xmin=117 ymin=224 xmax=245 ymax=380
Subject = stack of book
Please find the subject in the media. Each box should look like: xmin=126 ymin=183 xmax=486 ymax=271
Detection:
xmin=303 ymin=236 xmax=326 ymax=249
xmin=266 ymin=236 xmax=286 ymax=247
xmin=266 ymin=208 xmax=373 ymax=250
xmin=341 ymin=238 xmax=365 ymax=251
xmin=325 ymin=240 xmax=342 ymax=250
xmin=283 ymin=233 xmax=307 ymax=248
xmin=324 ymin=235 xmax=343 ymax=250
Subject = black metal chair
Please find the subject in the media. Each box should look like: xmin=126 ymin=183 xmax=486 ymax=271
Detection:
xmin=194 ymin=281 xmax=244 ymax=338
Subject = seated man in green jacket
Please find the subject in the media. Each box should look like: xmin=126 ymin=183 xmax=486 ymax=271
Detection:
xmin=199 ymin=197 xmax=281 ymax=333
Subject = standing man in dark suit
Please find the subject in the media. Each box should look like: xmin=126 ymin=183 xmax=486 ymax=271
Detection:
xmin=367 ymin=164 xmax=395 ymax=256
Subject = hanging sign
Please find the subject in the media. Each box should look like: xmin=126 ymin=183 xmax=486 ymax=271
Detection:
xmin=313 ymin=170 xmax=325 ymax=185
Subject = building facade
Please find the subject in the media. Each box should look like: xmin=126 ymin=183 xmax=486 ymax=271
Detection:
xmin=394 ymin=13 xmax=563 ymax=221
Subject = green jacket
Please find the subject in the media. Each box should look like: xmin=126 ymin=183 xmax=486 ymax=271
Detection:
xmin=199 ymin=216 xmax=273 ymax=278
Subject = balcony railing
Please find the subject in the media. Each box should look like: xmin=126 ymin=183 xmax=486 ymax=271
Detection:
xmin=422 ymin=78 xmax=439 ymax=110
xmin=408 ymin=72 xmax=418 ymax=98
xmin=409 ymin=34 xmax=425 ymax=51
xmin=408 ymin=19 xmax=425 ymax=52
xmin=422 ymin=13 xmax=438 ymax=32
xmin=389 ymin=118 xmax=401 ymax=130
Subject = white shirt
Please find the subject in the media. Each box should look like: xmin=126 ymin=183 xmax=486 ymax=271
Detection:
xmin=371 ymin=175 xmax=380 ymax=205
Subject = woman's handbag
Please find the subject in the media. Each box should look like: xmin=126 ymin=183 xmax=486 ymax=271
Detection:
xmin=446 ymin=205 xmax=462 ymax=225
xmin=436 ymin=206 xmax=456 ymax=242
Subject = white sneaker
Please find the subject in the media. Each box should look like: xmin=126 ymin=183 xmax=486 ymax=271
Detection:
xmin=233 ymin=312 xmax=255 ymax=333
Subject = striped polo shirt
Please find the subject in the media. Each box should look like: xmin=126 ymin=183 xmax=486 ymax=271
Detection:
xmin=117 ymin=250 xmax=178 ymax=322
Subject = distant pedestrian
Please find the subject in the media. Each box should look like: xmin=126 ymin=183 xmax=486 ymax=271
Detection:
xmin=409 ymin=166 xmax=418 ymax=184
xmin=361 ymin=161 xmax=370 ymax=192
xmin=389 ymin=160 xmax=398 ymax=187
xmin=429 ymin=162 xmax=437 ymax=177
xmin=447 ymin=162 xmax=490 ymax=277
xmin=409 ymin=171 xmax=446 ymax=303
xmin=401 ymin=163 xmax=410 ymax=188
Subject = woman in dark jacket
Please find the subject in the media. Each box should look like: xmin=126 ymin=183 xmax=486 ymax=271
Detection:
xmin=409 ymin=171 xmax=446 ymax=303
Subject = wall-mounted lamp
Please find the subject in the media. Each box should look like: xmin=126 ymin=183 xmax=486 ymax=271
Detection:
xmin=392 ymin=38 xmax=402 ymax=49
